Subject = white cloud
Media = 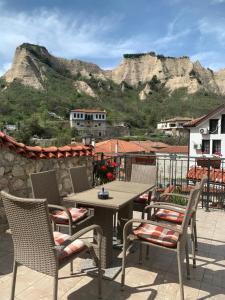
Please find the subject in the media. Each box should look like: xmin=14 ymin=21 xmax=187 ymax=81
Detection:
xmin=0 ymin=1 xmax=195 ymax=73
xmin=191 ymin=51 xmax=224 ymax=71
xmin=198 ymin=18 xmax=225 ymax=46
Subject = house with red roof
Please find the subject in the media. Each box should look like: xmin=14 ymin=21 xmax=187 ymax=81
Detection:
xmin=184 ymin=103 xmax=225 ymax=158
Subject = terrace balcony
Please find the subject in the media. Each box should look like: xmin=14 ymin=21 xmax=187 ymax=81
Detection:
xmin=1 ymin=147 xmax=225 ymax=299
xmin=1 ymin=208 xmax=225 ymax=299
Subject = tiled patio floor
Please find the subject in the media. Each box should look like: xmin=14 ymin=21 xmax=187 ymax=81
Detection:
xmin=1 ymin=208 xmax=225 ymax=299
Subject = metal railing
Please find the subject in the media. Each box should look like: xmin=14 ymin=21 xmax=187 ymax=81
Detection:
xmin=93 ymin=153 xmax=225 ymax=211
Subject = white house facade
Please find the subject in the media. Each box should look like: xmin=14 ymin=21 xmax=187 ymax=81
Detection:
xmin=184 ymin=104 xmax=225 ymax=158
xmin=157 ymin=117 xmax=192 ymax=137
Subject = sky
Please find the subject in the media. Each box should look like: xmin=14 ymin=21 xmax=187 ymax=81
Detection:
xmin=0 ymin=0 xmax=225 ymax=75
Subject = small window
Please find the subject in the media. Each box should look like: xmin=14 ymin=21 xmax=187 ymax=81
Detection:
xmin=209 ymin=119 xmax=218 ymax=134
xmin=80 ymin=114 xmax=83 ymax=118
xmin=96 ymin=114 xmax=98 ymax=119
xmin=77 ymin=122 xmax=80 ymax=126
xmin=74 ymin=113 xmax=76 ymax=118
xmin=99 ymin=132 xmax=101 ymax=137
xmin=212 ymin=140 xmax=221 ymax=154
xmin=77 ymin=113 xmax=80 ymax=118
xmin=202 ymin=140 xmax=210 ymax=154
xmin=99 ymin=114 xmax=102 ymax=119
xmin=170 ymin=123 xmax=176 ymax=127
xmin=102 ymin=114 xmax=105 ymax=119
xmin=221 ymin=115 xmax=225 ymax=134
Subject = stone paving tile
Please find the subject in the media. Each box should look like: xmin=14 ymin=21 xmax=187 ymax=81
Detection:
xmin=1 ymin=208 xmax=225 ymax=299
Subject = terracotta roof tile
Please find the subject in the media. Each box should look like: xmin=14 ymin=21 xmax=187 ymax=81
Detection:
xmin=0 ymin=131 xmax=93 ymax=159
xmin=156 ymin=145 xmax=188 ymax=154
xmin=95 ymin=139 xmax=146 ymax=155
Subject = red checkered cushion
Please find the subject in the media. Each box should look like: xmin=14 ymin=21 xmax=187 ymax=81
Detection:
xmin=51 ymin=207 xmax=88 ymax=224
xmin=133 ymin=223 xmax=179 ymax=248
xmin=155 ymin=208 xmax=184 ymax=224
xmin=53 ymin=231 xmax=86 ymax=260
xmin=134 ymin=191 xmax=158 ymax=203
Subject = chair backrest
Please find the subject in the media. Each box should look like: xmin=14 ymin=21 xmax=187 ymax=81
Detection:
xmin=181 ymin=186 xmax=201 ymax=235
xmin=30 ymin=170 xmax=61 ymax=205
xmin=1 ymin=191 xmax=57 ymax=276
xmin=130 ymin=164 xmax=157 ymax=185
xmin=193 ymin=175 xmax=208 ymax=211
xmin=69 ymin=166 xmax=91 ymax=193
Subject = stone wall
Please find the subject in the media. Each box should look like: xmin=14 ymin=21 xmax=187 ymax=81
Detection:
xmin=0 ymin=147 xmax=93 ymax=233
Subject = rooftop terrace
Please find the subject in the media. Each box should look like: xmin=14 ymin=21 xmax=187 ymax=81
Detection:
xmin=1 ymin=208 xmax=225 ymax=300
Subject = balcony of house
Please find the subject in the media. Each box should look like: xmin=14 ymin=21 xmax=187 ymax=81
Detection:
xmin=1 ymin=141 xmax=225 ymax=299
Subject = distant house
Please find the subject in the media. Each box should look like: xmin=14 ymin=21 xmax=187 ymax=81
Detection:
xmin=70 ymin=108 xmax=130 ymax=139
xmin=70 ymin=109 xmax=107 ymax=138
xmin=157 ymin=117 xmax=192 ymax=137
xmin=184 ymin=103 xmax=225 ymax=157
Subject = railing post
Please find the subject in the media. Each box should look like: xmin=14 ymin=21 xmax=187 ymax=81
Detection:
xmin=205 ymin=158 xmax=210 ymax=212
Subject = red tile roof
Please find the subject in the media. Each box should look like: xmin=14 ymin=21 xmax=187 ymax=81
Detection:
xmin=71 ymin=109 xmax=106 ymax=113
xmin=156 ymin=145 xmax=188 ymax=154
xmin=0 ymin=132 xmax=93 ymax=159
xmin=131 ymin=140 xmax=168 ymax=152
xmin=95 ymin=139 xmax=146 ymax=155
xmin=184 ymin=102 xmax=225 ymax=127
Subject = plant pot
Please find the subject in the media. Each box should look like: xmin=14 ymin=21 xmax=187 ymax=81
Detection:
xmin=197 ymin=158 xmax=221 ymax=169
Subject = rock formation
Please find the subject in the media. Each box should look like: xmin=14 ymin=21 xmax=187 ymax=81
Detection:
xmin=2 ymin=43 xmax=225 ymax=96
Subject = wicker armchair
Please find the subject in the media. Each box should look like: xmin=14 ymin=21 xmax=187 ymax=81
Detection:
xmin=69 ymin=165 xmax=91 ymax=193
xmin=130 ymin=164 xmax=157 ymax=215
xmin=30 ymin=170 xmax=94 ymax=236
xmin=121 ymin=186 xmax=201 ymax=300
xmin=146 ymin=176 xmax=208 ymax=267
xmin=1 ymin=191 xmax=102 ymax=300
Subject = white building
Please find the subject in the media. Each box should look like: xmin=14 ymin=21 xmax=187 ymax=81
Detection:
xmin=157 ymin=117 xmax=192 ymax=137
xmin=70 ymin=108 xmax=107 ymax=138
xmin=184 ymin=103 xmax=225 ymax=157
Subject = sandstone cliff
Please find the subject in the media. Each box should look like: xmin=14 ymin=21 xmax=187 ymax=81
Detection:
xmin=2 ymin=44 xmax=225 ymax=96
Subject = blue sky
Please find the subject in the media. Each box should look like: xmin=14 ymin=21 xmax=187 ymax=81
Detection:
xmin=0 ymin=0 xmax=225 ymax=75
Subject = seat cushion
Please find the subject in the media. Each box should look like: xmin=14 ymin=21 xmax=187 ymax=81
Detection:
xmin=51 ymin=207 xmax=88 ymax=224
xmin=155 ymin=208 xmax=184 ymax=224
xmin=53 ymin=231 xmax=86 ymax=260
xmin=133 ymin=223 xmax=179 ymax=248
xmin=134 ymin=190 xmax=158 ymax=203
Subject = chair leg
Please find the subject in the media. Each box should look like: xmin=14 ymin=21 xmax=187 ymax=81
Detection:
xmin=194 ymin=222 xmax=198 ymax=251
xmin=139 ymin=243 xmax=143 ymax=264
xmin=10 ymin=260 xmax=18 ymax=300
xmin=53 ymin=273 xmax=58 ymax=300
xmin=191 ymin=219 xmax=196 ymax=268
xmin=185 ymin=241 xmax=190 ymax=280
xmin=121 ymin=239 xmax=128 ymax=290
xmin=70 ymin=262 xmax=74 ymax=275
xmin=177 ymin=249 xmax=184 ymax=300
xmin=146 ymin=245 xmax=150 ymax=260
xmin=97 ymin=251 xmax=102 ymax=299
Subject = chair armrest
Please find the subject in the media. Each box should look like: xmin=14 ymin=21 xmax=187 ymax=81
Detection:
xmin=160 ymin=193 xmax=189 ymax=199
xmin=144 ymin=204 xmax=186 ymax=214
xmin=48 ymin=204 xmax=73 ymax=226
xmin=145 ymin=202 xmax=186 ymax=212
xmin=58 ymin=224 xmax=103 ymax=250
xmin=152 ymin=202 xmax=186 ymax=210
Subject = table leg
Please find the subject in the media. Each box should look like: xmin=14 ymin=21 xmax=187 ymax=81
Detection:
xmin=117 ymin=201 xmax=133 ymax=242
xmin=94 ymin=207 xmax=114 ymax=268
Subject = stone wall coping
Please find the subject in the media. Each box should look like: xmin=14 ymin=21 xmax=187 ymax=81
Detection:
xmin=0 ymin=131 xmax=93 ymax=159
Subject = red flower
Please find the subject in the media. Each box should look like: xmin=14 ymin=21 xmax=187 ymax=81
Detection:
xmin=106 ymin=172 xmax=114 ymax=180
xmin=110 ymin=162 xmax=118 ymax=167
xmin=100 ymin=165 xmax=107 ymax=171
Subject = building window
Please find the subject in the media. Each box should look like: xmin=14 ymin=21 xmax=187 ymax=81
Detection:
xmin=102 ymin=115 xmax=105 ymax=119
xmin=202 ymin=140 xmax=210 ymax=154
xmin=169 ymin=123 xmax=176 ymax=127
xmin=221 ymin=115 xmax=225 ymax=134
xmin=73 ymin=113 xmax=76 ymax=118
xmin=96 ymin=114 xmax=98 ymax=119
xmin=81 ymin=114 xmax=83 ymax=118
xmin=77 ymin=122 xmax=80 ymax=125
xmin=209 ymin=119 xmax=218 ymax=134
xmin=77 ymin=113 xmax=80 ymax=118
xmin=99 ymin=114 xmax=101 ymax=119
xmin=99 ymin=132 xmax=101 ymax=137
xmin=212 ymin=140 xmax=221 ymax=154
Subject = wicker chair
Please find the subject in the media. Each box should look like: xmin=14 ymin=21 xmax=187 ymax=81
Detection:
xmin=1 ymin=191 xmax=102 ymax=300
xmin=30 ymin=170 xmax=94 ymax=236
xmin=121 ymin=186 xmax=201 ymax=300
xmin=147 ymin=176 xmax=208 ymax=267
xmin=130 ymin=164 xmax=157 ymax=215
xmin=69 ymin=165 xmax=91 ymax=193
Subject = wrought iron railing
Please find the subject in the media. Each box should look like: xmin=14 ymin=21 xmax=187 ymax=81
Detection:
xmin=93 ymin=153 xmax=225 ymax=211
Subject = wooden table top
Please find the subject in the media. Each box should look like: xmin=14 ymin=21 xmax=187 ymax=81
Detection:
xmin=65 ymin=181 xmax=152 ymax=210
